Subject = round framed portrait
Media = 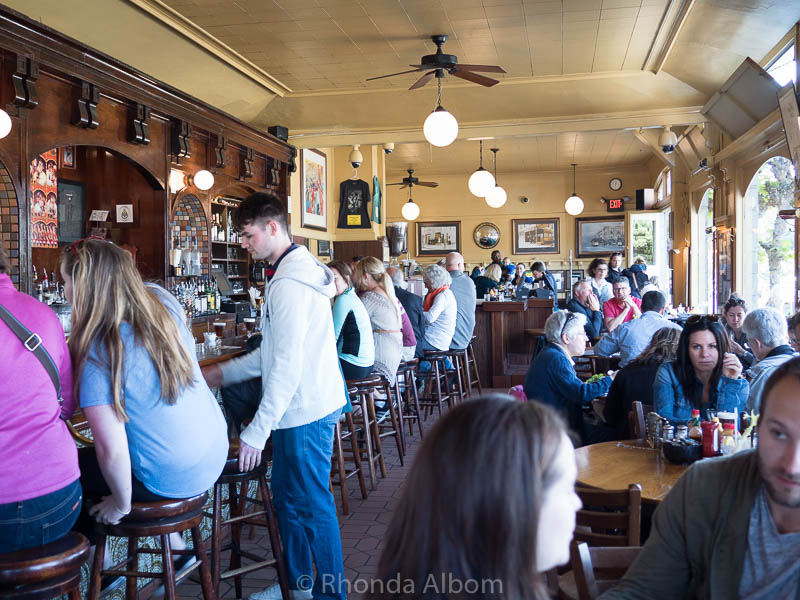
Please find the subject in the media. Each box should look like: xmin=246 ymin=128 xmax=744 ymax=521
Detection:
xmin=473 ymin=222 xmax=500 ymax=249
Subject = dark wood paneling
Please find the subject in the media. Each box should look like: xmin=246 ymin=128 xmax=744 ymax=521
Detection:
xmin=332 ymin=240 xmax=383 ymax=263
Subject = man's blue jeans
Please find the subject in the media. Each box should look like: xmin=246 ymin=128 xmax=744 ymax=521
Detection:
xmin=271 ymin=409 xmax=346 ymax=600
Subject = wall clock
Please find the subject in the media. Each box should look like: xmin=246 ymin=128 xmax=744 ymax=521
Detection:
xmin=609 ymin=177 xmax=623 ymax=191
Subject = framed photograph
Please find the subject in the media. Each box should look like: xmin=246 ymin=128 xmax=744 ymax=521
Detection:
xmin=569 ymin=269 xmax=585 ymax=289
xmin=59 ymin=145 xmax=76 ymax=169
xmin=301 ymin=148 xmax=327 ymax=231
xmin=512 ymin=218 xmax=559 ymax=254
xmin=575 ymin=217 xmax=625 ymax=258
xmin=416 ymin=221 xmax=460 ymax=256
xmin=317 ymin=239 xmax=331 ymax=257
xmin=57 ymin=179 xmax=85 ymax=244
xmin=551 ymin=270 xmax=566 ymax=293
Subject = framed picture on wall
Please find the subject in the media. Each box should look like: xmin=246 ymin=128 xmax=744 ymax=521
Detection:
xmin=59 ymin=145 xmax=76 ymax=169
xmin=416 ymin=221 xmax=460 ymax=256
xmin=551 ymin=270 xmax=566 ymax=293
xmin=301 ymin=148 xmax=327 ymax=231
xmin=56 ymin=179 xmax=85 ymax=244
xmin=569 ymin=269 xmax=585 ymax=289
xmin=317 ymin=239 xmax=331 ymax=257
xmin=512 ymin=218 xmax=559 ymax=254
xmin=575 ymin=216 xmax=625 ymax=258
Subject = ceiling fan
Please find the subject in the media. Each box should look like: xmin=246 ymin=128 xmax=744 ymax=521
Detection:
xmin=367 ymin=34 xmax=506 ymax=90
xmin=388 ymin=169 xmax=439 ymax=189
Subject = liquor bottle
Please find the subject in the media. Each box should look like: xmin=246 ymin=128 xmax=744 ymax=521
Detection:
xmin=41 ymin=268 xmax=49 ymax=291
xmin=32 ymin=265 xmax=38 ymax=287
xmin=214 ymin=280 xmax=221 ymax=313
xmin=206 ymin=277 xmax=214 ymax=313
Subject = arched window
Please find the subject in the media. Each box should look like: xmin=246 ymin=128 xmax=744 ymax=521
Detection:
xmin=696 ymin=188 xmax=714 ymax=313
xmin=655 ymin=168 xmax=671 ymax=203
xmin=741 ymin=156 xmax=796 ymax=314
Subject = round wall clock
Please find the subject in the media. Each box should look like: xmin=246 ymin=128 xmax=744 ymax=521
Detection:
xmin=609 ymin=177 xmax=623 ymax=191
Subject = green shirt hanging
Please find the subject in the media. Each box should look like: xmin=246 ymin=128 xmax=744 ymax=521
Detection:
xmin=372 ymin=176 xmax=382 ymax=224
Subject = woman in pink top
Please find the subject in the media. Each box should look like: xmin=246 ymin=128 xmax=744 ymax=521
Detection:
xmin=0 ymin=242 xmax=81 ymax=552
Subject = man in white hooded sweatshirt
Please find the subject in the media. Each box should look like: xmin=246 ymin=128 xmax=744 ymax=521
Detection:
xmin=203 ymin=192 xmax=347 ymax=600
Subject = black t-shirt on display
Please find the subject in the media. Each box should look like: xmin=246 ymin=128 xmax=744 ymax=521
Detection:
xmin=338 ymin=179 xmax=371 ymax=229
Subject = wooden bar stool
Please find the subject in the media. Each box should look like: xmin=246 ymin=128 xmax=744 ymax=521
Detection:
xmin=330 ymin=399 xmax=369 ymax=515
xmin=443 ymin=349 xmax=467 ymax=404
xmin=373 ymin=372 xmax=406 ymax=464
xmin=465 ymin=336 xmax=483 ymax=396
xmin=396 ymin=359 xmax=424 ymax=439
xmin=346 ymin=376 xmax=387 ymax=490
xmin=206 ymin=442 xmax=291 ymax=599
xmin=420 ymin=350 xmax=454 ymax=418
xmin=0 ymin=532 xmax=89 ymax=599
xmin=88 ymin=493 xmax=216 ymax=600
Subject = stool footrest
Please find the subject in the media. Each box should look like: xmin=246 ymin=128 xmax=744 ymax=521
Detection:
xmin=222 ymin=558 xmax=277 ymax=581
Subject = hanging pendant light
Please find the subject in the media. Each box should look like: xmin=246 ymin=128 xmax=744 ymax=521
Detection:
xmin=565 ymin=163 xmax=584 ymax=216
xmin=485 ymin=147 xmax=507 ymax=208
xmin=468 ymin=140 xmax=495 ymax=197
xmin=423 ymin=76 xmax=458 ymax=147
xmin=401 ymin=196 xmax=420 ymax=221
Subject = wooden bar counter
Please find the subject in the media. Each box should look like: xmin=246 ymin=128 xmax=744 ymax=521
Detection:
xmin=472 ymin=298 xmax=554 ymax=388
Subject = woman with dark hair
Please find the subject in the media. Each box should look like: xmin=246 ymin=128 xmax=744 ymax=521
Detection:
xmin=723 ymin=294 xmax=754 ymax=368
xmin=603 ymin=327 xmax=681 ymax=439
xmin=327 ymin=260 xmax=375 ymax=380
xmin=588 ymin=257 xmax=612 ymax=304
xmin=653 ymin=315 xmax=749 ymax=423
xmin=370 ymin=396 xmax=582 ymax=600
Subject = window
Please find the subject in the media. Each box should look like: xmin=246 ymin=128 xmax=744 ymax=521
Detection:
xmin=697 ymin=189 xmax=714 ymax=313
xmin=655 ymin=168 xmax=671 ymax=203
xmin=767 ymin=43 xmax=796 ymax=86
xmin=741 ymin=156 xmax=796 ymax=314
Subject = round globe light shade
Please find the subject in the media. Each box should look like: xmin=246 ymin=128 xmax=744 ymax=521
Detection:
xmin=485 ymin=185 xmax=507 ymax=208
xmin=194 ymin=169 xmax=215 ymax=191
xmin=401 ymin=199 xmax=420 ymax=221
xmin=468 ymin=168 xmax=495 ymax=197
xmin=565 ymin=194 xmax=584 ymax=216
xmin=423 ymin=107 xmax=458 ymax=148
xmin=0 ymin=110 xmax=11 ymax=139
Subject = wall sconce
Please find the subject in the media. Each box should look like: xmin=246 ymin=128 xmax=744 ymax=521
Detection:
xmin=170 ymin=168 xmax=215 ymax=193
xmin=0 ymin=109 xmax=11 ymax=139
xmin=169 ymin=168 xmax=186 ymax=194
xmin=192 ymin=169 xmax=215 ymax=191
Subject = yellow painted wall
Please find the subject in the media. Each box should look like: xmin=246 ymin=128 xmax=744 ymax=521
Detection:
xmin=385 ymin=166 xmax=653 ymax=274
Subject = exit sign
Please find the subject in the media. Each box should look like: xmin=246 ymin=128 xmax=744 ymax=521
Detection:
xmin=607 ymin=198 xmax=625 ymax=212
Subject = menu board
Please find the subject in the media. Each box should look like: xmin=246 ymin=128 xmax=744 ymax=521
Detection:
xmin=30 ymin=149 xmax=58 ymax=248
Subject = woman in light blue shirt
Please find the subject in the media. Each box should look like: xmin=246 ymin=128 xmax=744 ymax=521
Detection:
xmin=327 ymin=260 xmax=375 ymax=380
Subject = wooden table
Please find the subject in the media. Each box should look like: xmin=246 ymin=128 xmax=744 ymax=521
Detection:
xmin=575 ymin=439 xmax=689 ymax=503
xmin=582 ymin=348 xmax=621 ymax=374
xmin=197 ymin=337 xmax=248 ymax=367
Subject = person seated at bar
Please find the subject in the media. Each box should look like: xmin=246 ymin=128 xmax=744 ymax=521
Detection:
xmin=474 ymin=263 xmax=501 ymax=298
xmin=327 ymin=260 xmax=375 ymax=381
xmin=388 ymin=266 xmax=425 ymax=360
xmin=444 ymin=252 xmax=476 ymax=351
xmin=599 ymin=357 xmax=800 ymax=600
xmin=588 ymin=257 xmax=613 ymax=304
xmin=566 ymin=278 xmax=603 ymax=342
xmin=512 ymin=261 xmax=527 ymax=286
xmin=653 ymin=315 xmax=748 ymax=424
xmin=530 ymin=261 xmax=557 ymax=297
xmin=788 ymin=311 xmax=800 ymax=352
xmin=724 ymin=294 xmax=755 ymax=369
xmin=416 ymin=264 xmax=456 ymax=357
xmin=0 ymin=241 xmax=81 ymax=552
xmin=742 ymin=307 xmax=797 ymax=412
xmin=595 ymin=291 xmax=681 ymax=367
xmin=370 ymin=396 xmax=583 ymax=600
xmin=603 ymin=279 xmax=642 ymax=333
xmin=61 ymin=239 xmax=228 ymax=536
xmin=353 ymin=257 xmax=403 ymax=385
xmin=524 ymin=311 xmax=613 ymax=442
xmin=602 ymin=327 xmax=681 ymax=439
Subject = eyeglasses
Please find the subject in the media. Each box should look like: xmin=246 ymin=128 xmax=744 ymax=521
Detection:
xmin=65 ymin=235 xmax=107 ymax=256
xmin=560 ymin=312 xmax=577 ymax=338
xmin=685 ymin=314 xmax=721 ymax=325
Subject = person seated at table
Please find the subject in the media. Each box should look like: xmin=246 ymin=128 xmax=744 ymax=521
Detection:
xmin=388 ymin=267 xmax=425 ymax=360
xmin=653 ymin=315 xmax=748 ymax=424
xmin=474 ymin=263 xmax=501 ymax=298
xmin=603 ymin=279 xmax=642 ymax=333
xmin=470 ymin=265 xmax=484 ymax=280
xmin=566 ymin=278 xmax=603 ymax=342
xmin=445 ymin=252 xmax=476 ymax=351
xmin=512 ymin=262 xmax=527 ymax=286
xmin=588 ymin=257 xmax=613 ymax=304
xmin=353 ymin=257 xmax=403 ymax=385
xmin=416 ymin=264 xmax=456 ymax=357
xmin=606 ymin=251 xmax=627 ymax=286
xmin=724 ymin=294 xmax=754 ymax=369
xmin=742 ymin=307 xmax=797 ymax=412
xmin=524 ymin=311 xmax=614 ymax=443
xmin=595 ymin=291 xmax=681 ymax=367
xmin=489 ymin=249 xmax=502 ymax=266
xmin=599 ymin=357 xmax=800 ymax=600
xmin=602 ymin=327 xmax=681 ymax=440
xmin=0 ymin=241 xmax=81 ymax=552
xmin=370 ymin=396 xmax=583 ymax=600
xmin=61 ymin=239 xmax=228 ymax=538
xmin=327 ymin=260 xmax=375 ymax=381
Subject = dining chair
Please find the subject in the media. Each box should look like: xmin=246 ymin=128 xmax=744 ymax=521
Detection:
xmin=575 ymin=484 xmax=642 ymax=547
xmin=570 ymin=541 xmax=642 ymax=600
xmin=629 ymin=401 xmax=654 ymax=441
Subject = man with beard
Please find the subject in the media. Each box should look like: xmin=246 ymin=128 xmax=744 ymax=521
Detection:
xmin=600 ymin=357 xmax=800 ymax=599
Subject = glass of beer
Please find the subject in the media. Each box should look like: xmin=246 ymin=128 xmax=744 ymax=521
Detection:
xmin=213 ymin=322 xmax=226 ymax=339
xmin=243 ymin=318 xmax=256 ymax=335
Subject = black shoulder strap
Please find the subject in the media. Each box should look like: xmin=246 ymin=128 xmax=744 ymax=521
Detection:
xmin=0 ymin=302 xmax=63 ymax=405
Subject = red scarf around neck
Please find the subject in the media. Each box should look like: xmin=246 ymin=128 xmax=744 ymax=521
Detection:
xmin=423 ymin=285 xmax=450 ymax=311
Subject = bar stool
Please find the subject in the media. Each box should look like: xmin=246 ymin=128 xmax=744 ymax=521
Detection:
xmin=0 ymin=532 xmax=89 ymax=599
xmin=88 ymin=493 xmax=216 ymax=600
xmin=465 ymin=336 xmax=483 ymax=395
xmin=396 ymin=359 xmax=424 ymax=439
xmin=420 ymin=350 xmax=454 ymax=418
xmin=331 ymin=395 xmax=369 ymax=515
xmin=346 ymin=375 xmax=386 ymax=490
xmin=372 ymin=372 xmax=406 ymax=464
xmin=206 ymin=441 xmax=290 ymax=599
xmin=443 ymin=349 xmax=467 ymax=404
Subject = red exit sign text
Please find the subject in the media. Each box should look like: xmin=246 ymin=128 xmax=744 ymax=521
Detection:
xmin=607 ymin=198 xmax=625 ymax=212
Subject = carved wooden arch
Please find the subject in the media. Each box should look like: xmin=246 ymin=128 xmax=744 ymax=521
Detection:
xmin=0 ymin=157 xmax=20 ymax=286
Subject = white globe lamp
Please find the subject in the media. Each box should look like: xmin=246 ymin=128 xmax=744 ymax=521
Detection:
xmin=485 ymin=186 xmax=507 ymax=208
xmin=468 ymin=168 xmax=495 ymax=197
xmin=401 ymin=199 xmax=420 ymax=221
xmin=423 ymin=106 xmax=458 ymax=147
xmin=565 ymin=163 xmax=584 ymax=216
xmin=0 ymin=110 xmax=12 ymax=139
xmin=193 ymin=169 xmax=215 ymax=191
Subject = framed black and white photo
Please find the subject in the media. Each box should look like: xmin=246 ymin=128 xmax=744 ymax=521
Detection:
xmin=56 ymin=179 xmax=85 ymax=244
xmin=512 ymin=218 xmax=559 ymax=254
xmin=317 ymin=239 xmax=331 ymax=257
xmin=416 ymin=221 xmax=460 ymax=256
xmin=551 ymin=270 xmax=565 ymax=293
xmin=575 ymin=217 xmax=625 ymax=258
xmin=569 ymin=269 xmax=585 ymax=289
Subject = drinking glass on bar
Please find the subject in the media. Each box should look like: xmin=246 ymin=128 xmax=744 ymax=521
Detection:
xmin=243 ymin=318 xmax=256 ymax=336
xmin=213 ymin=321 xmax=226 ymax=339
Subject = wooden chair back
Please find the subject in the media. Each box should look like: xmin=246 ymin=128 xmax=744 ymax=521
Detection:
xmin=575 ymin=484 xmax=642 ymax=547
xmin=571 ymin=541 xmax=642 ymax=600
xmin=628 ymin=401 xmax=654 ymax=440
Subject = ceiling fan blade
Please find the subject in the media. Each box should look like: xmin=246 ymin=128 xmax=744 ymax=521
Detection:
xmin=387 ymin=182 xmax=405 ymax=186
xmin=409 ymin=71 xmax=436 ymax=90
xmin=456 ymin=64 xmax=507 ymax=73
xmin=452 ymin=69 xmax=500 ymax=87
xmin=366 ymin=68 xmax=424 ymax=82
xmin=416 ymin=181 xmax=439 ymax=188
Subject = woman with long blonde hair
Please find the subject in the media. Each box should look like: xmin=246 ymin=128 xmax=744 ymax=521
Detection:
xmin=61 ymin=238 xmax=227 ymax=531
xmin=352 ymin=257 xmax=403 ymax=385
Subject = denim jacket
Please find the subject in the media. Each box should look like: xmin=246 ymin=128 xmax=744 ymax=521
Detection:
xmin=653 ymin=361 xmax=748 ymax=423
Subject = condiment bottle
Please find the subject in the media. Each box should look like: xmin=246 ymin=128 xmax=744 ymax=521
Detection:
xmin=701 ymin=421 xmax=719 ymax=458
xmin=689 ymin=409 xmax=702 ymax=441
xmin=720 ymin=423 xmax=736 ymax=456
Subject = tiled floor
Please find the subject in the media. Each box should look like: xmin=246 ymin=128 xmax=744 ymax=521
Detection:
xmin=179 ymin=389 xmax=505 ymax=599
